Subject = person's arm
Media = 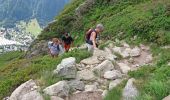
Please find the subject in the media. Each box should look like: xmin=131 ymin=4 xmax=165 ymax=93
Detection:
xmin=91 ymin=32 xmax=97 ymax=48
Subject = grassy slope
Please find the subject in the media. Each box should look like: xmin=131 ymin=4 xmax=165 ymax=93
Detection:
xmin=0 ymin=49 xmax=91 ymax=99
xmin=0 ymin=51 xmax=23 ymax=68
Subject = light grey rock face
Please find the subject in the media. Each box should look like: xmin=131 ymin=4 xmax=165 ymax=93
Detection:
xmin=163 ymin=95 xmax=170 ymax=100
xmin=117 ymin=63 xmax=131 ymax=74
xmin=130 ymin=47 xmax=141 ymax=57
xmin=50 ymin=96 xmax=64 ymax=100
xmin=123 ymin=78 xmax=138 ymax=100
xmin=104 ymin=70 xmax=122 ymax=80
xmin=92 ymin=60 xmax=114 ymax=77
xmin=43 ymin=81 xmax=70 ymax=98
xmin=85 ymin=85 xmax=98 ymax=92
xmin=9 ymin=79 xmax=43 ymax=100
xmin=109 ymin=79 xmax=123 ymax=90
xmin=77 ymin=69 xmax=96 ymax=81
xmin=53 ymin=57 xmax=77 ymax=79
xmin=68 ymin=80 xmax=85 ymax=91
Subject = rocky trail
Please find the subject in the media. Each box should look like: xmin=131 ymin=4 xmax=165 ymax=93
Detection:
xmin=5 ymin=42 xmax=157 ymax=100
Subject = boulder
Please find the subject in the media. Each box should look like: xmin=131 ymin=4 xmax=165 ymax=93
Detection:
xmin=43 ymin=81 xmax=70 ymax=98
xmin=53 ymin=57 xmax=77 ymax=79
xmin=77 ymin=69 xmax=96 ymax=81
xmin=9 ymin=79 xmax=43 ymax=100
xmin=85 ymin=85 xmax=98 ymax=92
xmin=130 ymin=47 xmax=141 ymax=57
xmin=68 ymin=80 xmax=85 ymax=91
xmin=117 ymin=63 xmax=131 ymax=74
xmin=92 ymin=60 xmax=114 ymax=77
xmin=109 ymin=79 xmax=123 ymax=90
xmin=123 ymin=78 xmax=138 ymax=100
xmin=163 ymin=95 xmax=170 ymax=100
xmin=104 ymin=70 xmax=122 ymax=80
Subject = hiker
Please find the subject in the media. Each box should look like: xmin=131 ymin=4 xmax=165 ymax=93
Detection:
xmin=48 ymin=38 xmax=61 ymax=58
xmin=85 ymin=24 xmax=104 ymax=52
xmin=62 ymin=32 xmax=74 ymax=52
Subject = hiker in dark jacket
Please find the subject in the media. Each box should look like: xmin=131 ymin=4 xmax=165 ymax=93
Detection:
xmin=85 ymin=24 xmax=104 ymax=52
xmin=62 ymin=33 xmax=74 ymax=52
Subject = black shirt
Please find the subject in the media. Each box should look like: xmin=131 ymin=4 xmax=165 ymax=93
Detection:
xmin=62 ymin=36 xmax=73 ymax=45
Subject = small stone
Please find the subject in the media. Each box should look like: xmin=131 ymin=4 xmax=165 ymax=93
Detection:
xmin=50 ymin=96 xmax=64 ymax=100
xmin=85 ymin=85 xmax=98 ymax=92
xmin=109 ymin=79 xmax=123 ymax=90
xmin=92 ymin=60 xmax=114 ymax=77
xmin=144 ymin=55 xmax=153 ymax=64
xmin=104 ymin=70 xmax=122 ymax=80
xmin=43 ymin=81 xmax=70 ymax=98
xmin=123 ymin=43 xmax=130 ymax=48
xmin=102 ymin=90 xmax=108 ymax=99
xmin=117 ymin=63 xmax=131 ymax=74
xmin=68 ymin=80 xmax=85 ymax=91
xmin=130 ymin=47 xmax=141 ymax=57
xmin=77 ymin=69 xmax=96 ymax=81
xmin=81 ymin=56 xmax=100 ymax=65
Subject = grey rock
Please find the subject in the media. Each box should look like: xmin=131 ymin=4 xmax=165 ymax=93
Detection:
xmin=109 ymin=79 xmax=123 ymax=90
xmin=81 ymin=56 xmax=100 ymax=65
xmin=67 ymin=91 xmax=103 ymax=100
xmin=43 ymin=81 xmax=70 ymax=98
xmin=50 ymin=96 xmax=64 ymax=100
xmin=130 ymin=47 xmax=141 ymax=57
xmin=92 ymin=60 xmax=114 ymax=77
xmin=104 ymin=70 xmax=122 ymax=80
xmin=77 ymin=69 xmax=96 ymax=81
xmin=53 ymin=57 xmax=77 ymax=79
xmin=163 ymin=95 xmax=170 ymax=100
xmin=68 ymin=80 xmax=85 ymax=91
xmin=85 ymin=84 xmax=98 ymax=92
xmin=9 ymin=79 xmax=43 ymax=100
xmin=123 ymin=78 xmax=138 ymax=100
xmin=117 ymin=63 xmax=131 ymax=74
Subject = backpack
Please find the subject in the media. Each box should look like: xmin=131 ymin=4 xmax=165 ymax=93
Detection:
xmin=85 ymin=29 xmax=97 ymax=41
xmin=51 ymin=43 xmax=60 ymax=51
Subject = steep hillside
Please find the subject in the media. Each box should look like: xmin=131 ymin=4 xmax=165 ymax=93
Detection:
xmin=0 ymin=0 xmax=170 ymax=100
xmin=38 ymin=0 xmax=170 ymax=45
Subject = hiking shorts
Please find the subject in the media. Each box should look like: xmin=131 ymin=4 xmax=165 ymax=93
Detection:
xmin=64 ymin=43 xmax=71 ymax=51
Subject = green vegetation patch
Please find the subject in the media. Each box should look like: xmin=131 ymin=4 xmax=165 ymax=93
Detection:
xmin=0 ymin=49 xmax=91 ymax=99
